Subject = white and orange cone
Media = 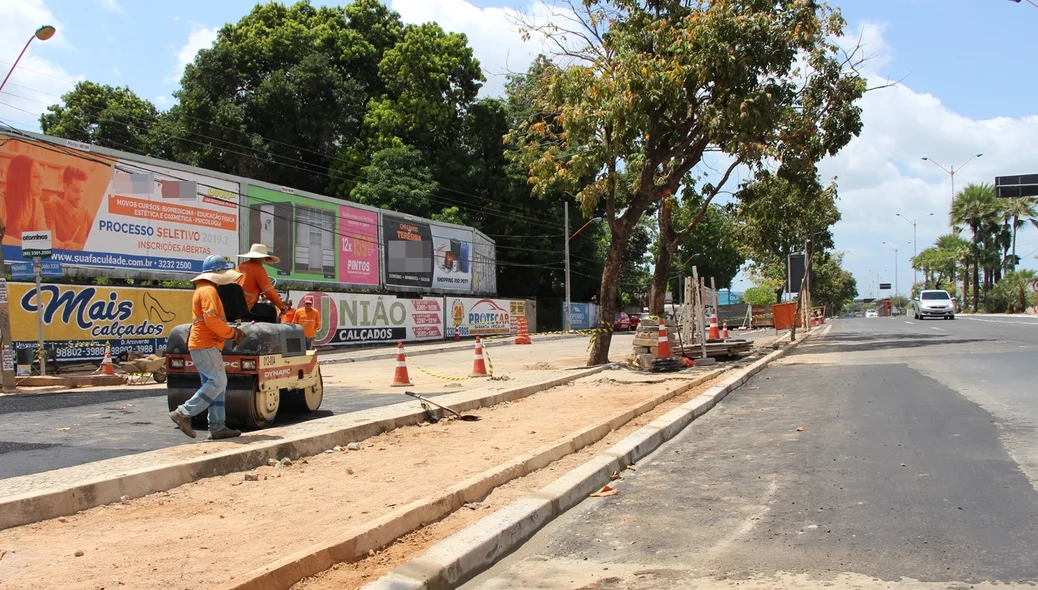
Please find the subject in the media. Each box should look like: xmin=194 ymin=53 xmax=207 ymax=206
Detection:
xmin=656 ymin=319 xmax=672 ymax=359
xmin=708 ymin=314 xmax=720 ymax=340
xmin=515 ymin=317 xmax=532 ymax=345
xmin=100 ymin=343 xmax=115 ymax=376
xmin=721 ymin=321 xmax=729 ymax=339
xmin=390 ymin=341 xmax=413 ymax=387
xmin=471 ymin=337 xmax=489 ymax=377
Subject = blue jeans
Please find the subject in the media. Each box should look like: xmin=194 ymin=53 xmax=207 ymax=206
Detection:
xmin=175 ymin=347 xmax=227 ymax=430
xmin=305 ymin=337 xmax=313 ymax=350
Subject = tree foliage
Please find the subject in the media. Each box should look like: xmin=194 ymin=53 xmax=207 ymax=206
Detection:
xmin=509 ymin=0 xmax=865 ymax=364
xmin=40 ymin=81 xmax=161 ymax=155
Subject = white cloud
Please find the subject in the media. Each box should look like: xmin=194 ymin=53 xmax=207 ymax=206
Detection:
xmin=112 ymin=66 xmax=121 ymax=77
xmin=168 ymin=26 xmax=217 ymax=83
xmin=0 ymin=0 xmax=81 ymax=131
xmin=155 ymin=95 xmax=170 ymax=107
xmin=99 ymin=0 xmax=123 ymax=14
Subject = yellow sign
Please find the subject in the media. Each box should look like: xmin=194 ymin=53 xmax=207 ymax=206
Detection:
xmin=8 ymin=283 xmax=192 ymax=360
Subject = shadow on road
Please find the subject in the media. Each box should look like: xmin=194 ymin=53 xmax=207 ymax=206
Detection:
xmin=802 ymin=332 xmax=993 ymax=355
xmin=0 ymin=387 xmax=168 ymax=414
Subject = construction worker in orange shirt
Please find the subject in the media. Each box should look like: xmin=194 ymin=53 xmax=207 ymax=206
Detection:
xmin=280 ymin=298 xmax=297 ymax=324
xmin=236 ymin=243 xmax=288 ymax=322
xmin=169 ymin=255 xmax=247 ymax=441
xmin=293 ymin=296 xmax=321 ymax=350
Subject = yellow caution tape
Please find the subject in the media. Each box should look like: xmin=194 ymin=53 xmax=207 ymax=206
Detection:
xmin=409 ymin=343 xmax=496 ymax=381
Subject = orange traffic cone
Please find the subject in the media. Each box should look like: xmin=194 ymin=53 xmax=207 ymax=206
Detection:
xmin=100 ymin=343 xmax=115 ymax=376
xmin=656 ymin=319 xmax=673 ymax=359
xmin=471 ymin=337 xmax=489 ymax=377
xmin=390 ymin=342 xmax=413 ymax=387
xmin=453 ymin=328 xmax=461 ymax=342
xmin=515 ymin=316 xmax=532 ymax=345
xmin=708 ymin=314 xmax=720 ymax=340
xmin=721 ymin=321 xmax=729 ymax=339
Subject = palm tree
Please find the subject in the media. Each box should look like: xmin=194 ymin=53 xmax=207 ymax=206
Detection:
xmin=951 ymin=183 xmax=999 ymax=312
xmin=1002 ymin=197 xmax=1038 ymax=270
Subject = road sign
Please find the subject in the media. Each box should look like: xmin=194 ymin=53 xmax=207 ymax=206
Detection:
xmin=995 ymin=174 xmax=1038 ymax=198
xmin=10 ymin=261 xmax=62 ymax=280
xmin=20 ymin=231 xmax=52 ymax=259
xmin=879 ymin=282 xmax=892 ymax=290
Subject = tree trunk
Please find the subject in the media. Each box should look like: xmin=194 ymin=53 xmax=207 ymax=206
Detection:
xmin=649 ymin=198 xmax=678 ymax=317
xmin=972 ymin=241 xmax=980 ymax=313
xmin=588 ymin=225 xmax=631 ymax=366
xmin=1011 ymin=214 xmax=1019 ymax=270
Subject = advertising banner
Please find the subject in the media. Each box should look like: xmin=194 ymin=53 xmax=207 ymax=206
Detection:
xmin=382 ymin=214 xmax=433 ymax=289
xmin=430 ymin=223 xmax=472 ymax=292
xmin=564 ymin=302 xmax=591 ymax=330
xmin=471 ymin=232 xmax=497 ymax=295
xmin=245 ymin=185 xmax=339 ymax=281
xmin=338 ymin=205 xmax=380 ymax=286
xmin=1 ymin=136 xmax=240 ymax=273
xmin=291 ymin=291 xmax=443 ymax=346
xmin=445 ymin=297 xmax=513 ymax=338
xmin=8 ymin=283 xmax=192 ymax=360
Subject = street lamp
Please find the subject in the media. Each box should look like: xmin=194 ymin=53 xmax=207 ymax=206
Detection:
xmin=0 ymin=25 xmax=57 ymax=94
xmin=882 ymin=241 xmax=910 ymax=312
xmin=895 ymin=212 xmax=934 ymax=288
xmin=920 ymin=154 xmax=983 ymax=221
xmin=1009 ymin=0 xmax=1038 ymax=9
xmin=564 ymin=201 xmax=602 ymax=333
xmin=0 ymin=24 xmax=56 ymax=392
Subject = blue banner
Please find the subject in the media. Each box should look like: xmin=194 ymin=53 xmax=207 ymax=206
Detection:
xmin=565 ymin=302 xmax=592 ymax=330
xmin=10 ymin=261 xmax=63 ymax=280
xmin=13 ymin=338 xmax=169 ymax=361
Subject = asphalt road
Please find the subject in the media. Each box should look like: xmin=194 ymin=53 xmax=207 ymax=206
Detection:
xmin=463 ymin=315 xmax=1038 ymax=589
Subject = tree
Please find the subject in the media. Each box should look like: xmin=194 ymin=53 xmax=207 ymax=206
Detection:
xmin=666 ymin=201 xmax=744 ymax=298
xmin=990 ymin=269 xmax=1038 ymax=313
xmin=951 ymin=183 xmax=999 ymax=312
xmin=737 ymin=173 xmax=841 ymax=302
xmin=349 ymin=145 xmax=438 ymax=217
xmin=171 ymin=1 xmax=399 ymax=193
xmin=509 ymin=0 xmax=865 ymax=365
xmin=809 ymin=251 xmax=858 ymax=316
xmin=40 ymin=81 xmax=161 ymax=155
xmin=1001 ymin=197 xmax=1038 ymax=270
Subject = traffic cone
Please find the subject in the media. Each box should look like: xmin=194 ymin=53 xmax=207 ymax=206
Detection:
xmin=721 ymin=321 xmax=729 ymax=339
xmin=656 ymin=319 xmax=673 ymax=359
xmin=515 ymin=317 xmax=532 ymax=345
xmin=390 ymin=342 xmax=413 ymax=387
xmin=708 ymin=314 xmax=720 ymax=340
xmin=471 ymin=337 xmax=489 ymax=377
xmin=100 ymin=343 xmax=115 ymax=376
xmin=453 ymin=329 xmax=461 ymax=342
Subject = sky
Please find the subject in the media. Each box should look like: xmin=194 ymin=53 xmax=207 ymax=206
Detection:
xmin=2 ymin=0 xmax=1038 ymax=299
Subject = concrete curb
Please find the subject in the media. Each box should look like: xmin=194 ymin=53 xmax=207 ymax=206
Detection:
xmin=364 ymin=327 xmax=829 ymax=590
xmin=0 ymin=367 xmax=608 ymax=532
xmin=217 ymin=368 xmax=727 ymax=590
xmin=318 ymin=334 xmax=584 ymax=366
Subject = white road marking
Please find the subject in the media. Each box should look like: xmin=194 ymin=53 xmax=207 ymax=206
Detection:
xmin=930 ymin=327 xmax=946 ymax=332
xmin=904 ymin=321 xmax=915 ymax=325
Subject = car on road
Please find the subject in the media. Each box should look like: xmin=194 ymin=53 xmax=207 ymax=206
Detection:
xmin=627 ymin=313 xmax=642 ymax=330
xmin=613 ymin=312 xmax=631 ymax=331
xmin=865 ymin=309 xmax=878 ymax=318
xmin=911 ymin=289 xmax=956 ymax=320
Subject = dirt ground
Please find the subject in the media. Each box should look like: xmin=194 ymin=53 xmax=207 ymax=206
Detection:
xmin=0 ymin=367 xmax=724 ymax=590
xmin=290 ymin=370 xmax=730 ymax=590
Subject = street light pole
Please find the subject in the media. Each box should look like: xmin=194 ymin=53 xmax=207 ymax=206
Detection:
xmin=895 ymin=212 xmax=934 ymax=289
xmin=1009 ymin=0 xmax=1038 ymax=9
xmin=0 ymin=24 xmax=57 ymax=392
xmin=921 ymin=154 xmax=983 ymax=220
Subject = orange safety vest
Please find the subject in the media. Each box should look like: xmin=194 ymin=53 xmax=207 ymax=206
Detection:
xmin=281 ymin=308 xmax=297 ymax=324
xmin=293 ymin=306 xmax=321 ymax=338
xmin=188 ymin=282 xmax=236 ymax=350
xmin=235 ymin=260 xmax=286 ymax=310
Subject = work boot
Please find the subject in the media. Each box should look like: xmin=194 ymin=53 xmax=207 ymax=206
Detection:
xmin=169 ymin=410 xmax=196 ymax=438
xmin=207 ymin=426 xmax=241 ymax=441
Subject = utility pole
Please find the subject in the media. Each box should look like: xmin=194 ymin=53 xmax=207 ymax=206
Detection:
xmin=0 ymin=232 xmax=15 ymax=391
xmin=564 ymin=201 xmax=571 ymax=334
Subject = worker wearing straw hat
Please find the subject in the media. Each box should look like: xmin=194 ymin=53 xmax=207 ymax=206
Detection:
xmin=235 ymin=243 xmax=288 ymax=319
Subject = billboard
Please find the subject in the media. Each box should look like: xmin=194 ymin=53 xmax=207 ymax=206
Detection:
xmin=472 ymin=232 xmax=497 ymax=295
xmin=338 ymin=205 xmax=380 ymax=286
xmin=8 ymin=283 xmax=192 ymax=360
xmin=431 ymin=223 xmax=472 ymax=292
xmin=292 ymin=291 xmax=443 ymax=346
xmin=0 ymin=136 xmax=240 ymax=273
xmin=383 ymin=214 xmax=433 ymax=289
xmin=445 ymin=297 xmax=513 ymax=338
xmin=245 ymin=185 xmax=339 ymax=281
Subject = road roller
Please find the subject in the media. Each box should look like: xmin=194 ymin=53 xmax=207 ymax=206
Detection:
xmin=165 ymin=285 xmax=323 ymax=429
